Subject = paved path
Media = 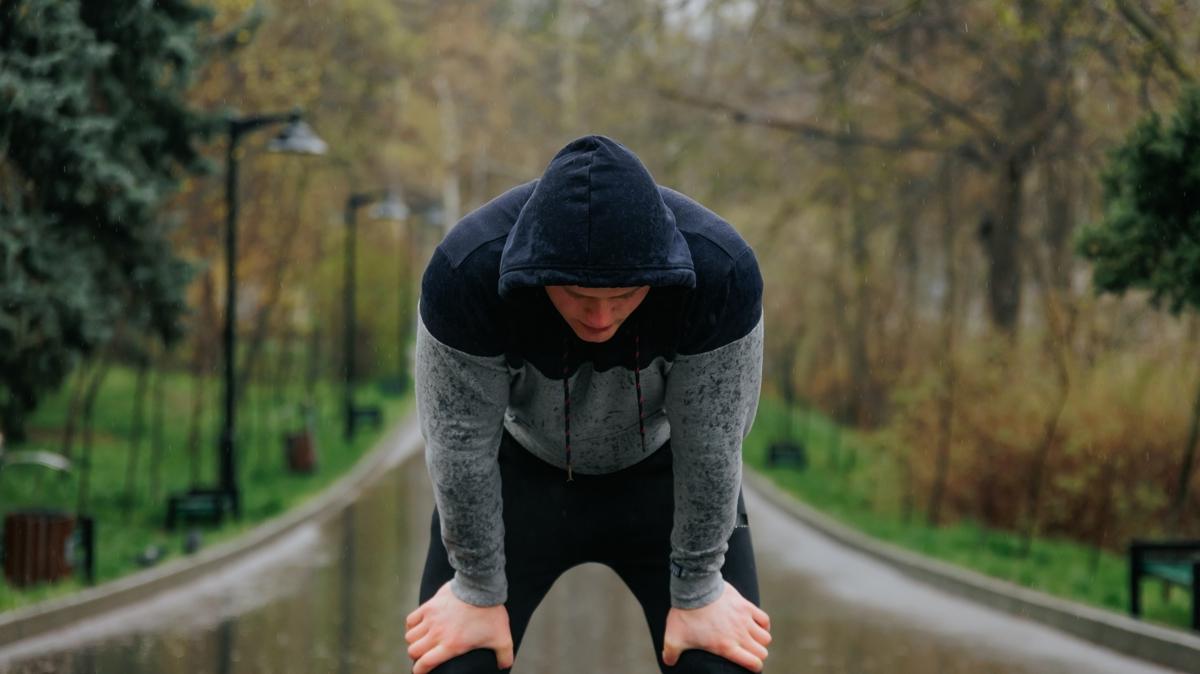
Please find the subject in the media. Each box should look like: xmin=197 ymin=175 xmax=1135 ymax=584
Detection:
xmin=0 ymin=426 xmax=1180 ymax=673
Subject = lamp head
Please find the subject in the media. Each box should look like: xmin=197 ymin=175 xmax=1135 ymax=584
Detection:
xmin=370 ymin=191 xmax=410 ymax=221
xmin=268 ymin=116 xmax=328 ymax=155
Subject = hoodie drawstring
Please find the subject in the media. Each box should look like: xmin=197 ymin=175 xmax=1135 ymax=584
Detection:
xmin=634 ymin=324 xmax=647 ymax=454
xmin=562 ymin=333 xmax=574 ymax=482
xmin=562 ymin=319 xmax=648 ymax=482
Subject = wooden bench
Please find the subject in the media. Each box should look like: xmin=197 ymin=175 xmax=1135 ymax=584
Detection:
xmin=1129 ymin=539 xmax=1200 ymax=630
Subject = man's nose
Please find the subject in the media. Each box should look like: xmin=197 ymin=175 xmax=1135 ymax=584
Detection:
xmin=585 ymin=301 xmax=614 ymax=327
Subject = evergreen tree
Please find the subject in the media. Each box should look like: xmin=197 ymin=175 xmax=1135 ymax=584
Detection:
xmin=0 ymin=0 xmax=213 ymax=441
xmin=1078 ymin=87 xmax=1200 ymax=314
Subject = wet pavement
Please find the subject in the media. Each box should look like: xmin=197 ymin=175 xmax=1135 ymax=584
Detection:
xmin=0 ymin=424 xmax=1181 ymax=673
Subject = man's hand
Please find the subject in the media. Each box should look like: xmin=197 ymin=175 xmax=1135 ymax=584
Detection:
xmin=405 ymin=581 xmax=514 ymax=674
xmin=662 ymin=581 xmax=771 ymax=672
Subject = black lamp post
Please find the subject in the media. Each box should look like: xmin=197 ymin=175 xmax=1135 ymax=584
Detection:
xmin=343 ymin=190 xmax=407 ymax=441
xmin=219 ymin=111 xmax=326 ymax=518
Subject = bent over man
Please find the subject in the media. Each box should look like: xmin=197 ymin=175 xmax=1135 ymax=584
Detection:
xmin=406 ymin=135 xmax=770 ymax=673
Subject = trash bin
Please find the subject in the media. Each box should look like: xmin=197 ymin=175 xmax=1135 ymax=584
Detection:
xmin=0 ymin=449 xmax=90 ymax=587
xmin=283 ymin=402 xmax=318 ymax=474
xmin=284 ymin=430 xmax=317 ymax=474
xmin=3 ymin=509 xmax=75 ymax=587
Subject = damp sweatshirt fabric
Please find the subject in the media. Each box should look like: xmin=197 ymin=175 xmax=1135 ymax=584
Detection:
xmin=415 ymin=135 xmax=764 ymax=610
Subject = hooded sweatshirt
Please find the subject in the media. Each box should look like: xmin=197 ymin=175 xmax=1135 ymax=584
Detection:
xmin=415 ymin=135 xmax=763 ymax=610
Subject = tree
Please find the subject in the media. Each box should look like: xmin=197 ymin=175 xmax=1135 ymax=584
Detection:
xmin=0 ymin=0 xmax=212 ymax=441
xmin=1077 ymin=85 xmax=1200 ymax=531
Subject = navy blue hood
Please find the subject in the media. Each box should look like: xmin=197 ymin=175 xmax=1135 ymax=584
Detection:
xmin=497 ymin=135 xmax=696 ymax=299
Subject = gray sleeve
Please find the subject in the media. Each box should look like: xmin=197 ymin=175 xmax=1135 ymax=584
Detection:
xmin=663 ymin=317 xmax=763 ymax=609
xmin=415 ymin=317 xmax=510 ymax=606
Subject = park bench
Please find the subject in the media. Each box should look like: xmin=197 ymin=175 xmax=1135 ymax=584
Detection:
xmin=351 ymin=404 xmax=384 ymax=429
xmin=379 ymin=374 xmax=408 ymax=397
xmin=766 ymin=439 xmax=807 ymax=470
xmin=1129 ymin=539 xmax=1200 ymax=631
xmin=165 ymin=487 xmax=235 ymax=531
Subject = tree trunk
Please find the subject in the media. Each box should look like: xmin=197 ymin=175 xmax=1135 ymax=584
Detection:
xmin=1020 ymin=248 xmax=1076 ymax=553
xmin=235 ymin=168 xmax=311 ymax=398
xmin=148 ymin=359 xmax=168 ymax=504
xmin=980 ymin=439 xmax=999 ymax=527
xmin=306 ymin=324 xmax=322 ymax=400
xmin=892 ymin=30 xmax=920 ymax=376
xmin=59 ymin=363 xmax=93 ymax=460
xmin=833 ymin=81 xmax=874 ymax=426
xmin=1170 ymin=371 xmax=1200 ymax=533
xmin=1020 ymin=377 xmax=1068 ymax=555
xmin=828 ymin=199 xmax=853 ymax=423
xmin=848 ymin=171 xmax=875 ymax=427
xmin=894 ymin=191 xmax=921 ymax=375
xmin=186 ymin=265 xmax=217 ymax=488
xmin=900 ymin=448 xmax=915 ymax=524
xmin=122 ymin=352 xmax=150 ymax=513
xmin=979 ymin=157 xmax=1025 ymax=334
xmin=1041 ymin=117 xmax=1079 ymax=292
xmin=254 ymin=358 xmax=270 ymax=471
xmin=75 ymin=358 xmax=111 ymax=515
xmin=274 ymin=323 xmax=295 ymax=407
xmin=1090 ymin=453 xmax=1117 ymax=572
xmin=929 ymin=159 xmax=960 ymax=526
xmin=557 ymin=0 xmax=581 ymax=132
xmin=186 ymin=357 xmax=206 ymax=488
xmin=434 ymin=74 xmax=462 ymax=232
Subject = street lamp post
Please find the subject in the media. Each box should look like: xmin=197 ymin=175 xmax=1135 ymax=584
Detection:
xmin=219 ymin=111 xmax=326 ymax=518
xmin=343 ymin=191 xmax=407 ymax=441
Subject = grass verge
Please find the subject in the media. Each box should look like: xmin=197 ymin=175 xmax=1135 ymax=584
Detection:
xmin=0 ymin=365 xmax=410 ymax=613
xmin=743 ymin=396 xmax=1194 ymax=632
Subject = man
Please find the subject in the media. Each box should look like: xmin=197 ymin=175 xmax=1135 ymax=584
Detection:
xmin=406 ymin=135 xmax=769 ymax=673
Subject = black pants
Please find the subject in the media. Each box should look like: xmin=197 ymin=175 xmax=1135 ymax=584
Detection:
xmin=418 ymin=431 xmax=761 ymax=673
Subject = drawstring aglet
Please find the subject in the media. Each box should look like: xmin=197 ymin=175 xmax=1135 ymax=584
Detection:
xmin=567 ymin=464 xmax=574 ymax=482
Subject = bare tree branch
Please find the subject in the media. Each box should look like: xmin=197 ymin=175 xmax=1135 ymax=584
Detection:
xmin=784 ymin=0 xmax=1004 ymax=150
xmin=1009 ymin=92 xmax=1074 ymax=164
xmin=867 ymin=51 xmax=1003 ymax=146
xmin=658 ymin=87 xmax=988 ymax=166
xmin=941 ymin=22 xmax=1020 ymax=90
xmin=1113 ymin=0 xmax=1195 ymax=82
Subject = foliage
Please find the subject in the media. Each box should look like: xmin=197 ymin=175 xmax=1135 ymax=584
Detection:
xmin=4 ymin=0 xmax=1200 ymax=630
xmin=0 ymin=0 xmax=213 ymax=440
xmin=173 ymin=0 xmax=1200 ymax=557
xmin=1077 ymin=85 xmax=1200 ymax=315
xmin=744 ymin=396 xmax=1195 ymax=632
xmin=888 ymin=336 xmax=1195 ymax=540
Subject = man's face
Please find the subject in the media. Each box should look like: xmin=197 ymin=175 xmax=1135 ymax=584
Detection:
xmin=545 ymin=285 xmax=651 ymax=343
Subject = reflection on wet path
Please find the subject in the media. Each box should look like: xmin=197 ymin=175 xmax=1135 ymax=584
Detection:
xmin=0 ymin=429 xmax=1181 ymax=673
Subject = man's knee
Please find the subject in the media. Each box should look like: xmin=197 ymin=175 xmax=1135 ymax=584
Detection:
xmin=429 ymin=648 xmax=508 ymax=673
xmin=667 ymin=649 xmax=757 ymax=673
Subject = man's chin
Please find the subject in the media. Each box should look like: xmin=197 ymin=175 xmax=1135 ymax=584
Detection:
xmin=572 ymin=324 xmax=619 ymax=343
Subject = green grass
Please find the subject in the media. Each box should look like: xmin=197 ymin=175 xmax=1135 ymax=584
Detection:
xmin=745 ymin=397 xmax=1195 ymax=632
xmin=0 ymin=365 xmax=411 ymax=613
